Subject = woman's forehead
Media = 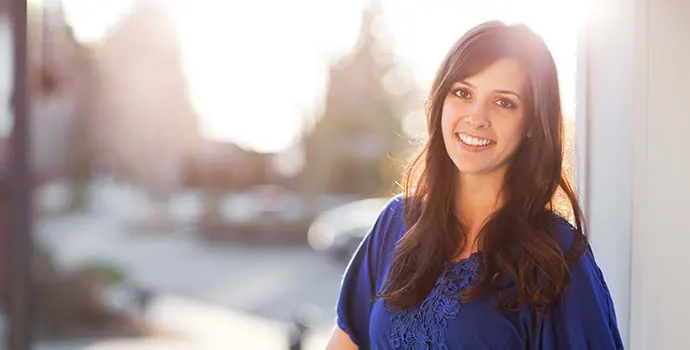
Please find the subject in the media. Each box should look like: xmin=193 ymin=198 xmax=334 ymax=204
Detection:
xmin=457 ymin=58 xmax=527 ymax=94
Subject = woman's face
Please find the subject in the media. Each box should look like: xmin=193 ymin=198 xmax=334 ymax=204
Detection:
xmin=441 ymin=58 xmax=529 ymax=177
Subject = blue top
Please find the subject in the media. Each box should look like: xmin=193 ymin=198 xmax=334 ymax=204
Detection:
xmin=336 ymin=194 xmax=624 ymax=349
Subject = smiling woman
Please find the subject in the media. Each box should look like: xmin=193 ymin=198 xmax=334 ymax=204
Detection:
xmin=327 ymin=21 xmax=622 ymax=350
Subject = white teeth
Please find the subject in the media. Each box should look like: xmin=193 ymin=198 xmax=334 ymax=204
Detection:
xmin=457 ymin=133 xmax=493 ymax=146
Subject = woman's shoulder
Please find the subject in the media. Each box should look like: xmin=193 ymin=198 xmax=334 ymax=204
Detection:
xmin=368 ymin=193 xmax=408 ymax=246
xmin=548 ymin=213 xmax=587 ymax=255
xmin=547 ymin=213 xmax=610 ymax=293
xmin=539 ymin=215 xmax=624 ymax=349
xmin=381 ymin=192 xmax=406 ymax=217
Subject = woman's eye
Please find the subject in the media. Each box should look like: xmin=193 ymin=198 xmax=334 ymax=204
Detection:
xmin=453 ymin=88 xmax=471 ymax=99
xmin=495 ymin=98 xmax=515 ymax=109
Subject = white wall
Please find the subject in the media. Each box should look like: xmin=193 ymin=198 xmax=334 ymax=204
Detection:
xmin=630 ymin=0 xmax=690 ymax=348
xmin=581 ymin=0 xmax=690 ymax=348
xmin=577 ymin=0 xmax=637 ymax=344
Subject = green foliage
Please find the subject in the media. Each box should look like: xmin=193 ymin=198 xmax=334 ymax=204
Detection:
xmin=79 ymin=260 xmax=128 ymax=286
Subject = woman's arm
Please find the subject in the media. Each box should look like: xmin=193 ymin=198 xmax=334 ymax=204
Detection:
xmin=333 ymin=195 xmax=406 ymax=349
xmin=536 ymin=219 xmax=624 ymax=349
xmin=326 ymin=326 xmax=358 ymax=350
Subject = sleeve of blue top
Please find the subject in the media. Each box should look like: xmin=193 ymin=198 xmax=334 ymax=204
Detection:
xmin=537 ymin=229 xmax=625 ymax=350
xmin=335 ymin=195 xmax=401 ymax=349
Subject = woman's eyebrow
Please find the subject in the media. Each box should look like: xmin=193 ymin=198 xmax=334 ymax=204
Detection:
xmin=455 ymin=80 xmax=521 ymax=99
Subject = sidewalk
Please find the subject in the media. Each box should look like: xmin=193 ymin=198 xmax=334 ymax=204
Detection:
xmin=142 ymin=294 xmax=289 ymax=349
xmin=33 ymin=293 xmax=330 ymax=349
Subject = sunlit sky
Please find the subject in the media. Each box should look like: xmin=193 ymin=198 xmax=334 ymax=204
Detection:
xmin=60 ymin=0 xmax=586 ymax=153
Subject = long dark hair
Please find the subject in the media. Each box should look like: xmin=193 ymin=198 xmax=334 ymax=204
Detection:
xmin=379 ymin=21 xmax=587 ymax=313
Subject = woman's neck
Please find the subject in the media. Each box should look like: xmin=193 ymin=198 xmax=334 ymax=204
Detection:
xmin=455 ymin=170 xmax=505 ymax=239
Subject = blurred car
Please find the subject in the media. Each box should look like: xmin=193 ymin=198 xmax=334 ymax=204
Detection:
xmin=307 ymin=197 xmax=390 ymax=262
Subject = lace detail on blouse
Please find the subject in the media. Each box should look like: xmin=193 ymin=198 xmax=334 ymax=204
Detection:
xmin=388 ymin=253 xmax=482 ymax=349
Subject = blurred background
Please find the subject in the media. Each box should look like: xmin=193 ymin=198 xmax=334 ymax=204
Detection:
xmin=8 ymin=0 xmax=686 ymax=348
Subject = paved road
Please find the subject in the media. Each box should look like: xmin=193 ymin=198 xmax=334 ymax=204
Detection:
xmin=37 ymin=213 xmax=345 ymax=325
xmin=31 ymin=181 xmax=348 ymax=348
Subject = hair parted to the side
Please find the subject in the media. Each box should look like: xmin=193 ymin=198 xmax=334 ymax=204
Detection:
xmin=378 ymin=21 xmax=587 ymax=314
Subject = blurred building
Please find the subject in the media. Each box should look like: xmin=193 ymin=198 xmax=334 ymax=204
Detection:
xmin=0 ymin=2 xmax=94 ymax=183
xmin=29 ymin=3 xmax=97 ymax=186
xmin=185 ymin=140 xmax=271 ymax=190
xmin=91 ymin=0 xmax=201 ymax=198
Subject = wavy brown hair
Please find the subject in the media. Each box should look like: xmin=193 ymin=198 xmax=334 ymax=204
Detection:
xmin=379 ymin=21 xmax=587 ymax=314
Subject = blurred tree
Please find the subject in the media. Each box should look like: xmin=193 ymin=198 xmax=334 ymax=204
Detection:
xmin=93 ymin=0 xmax=202 ymax=227
xmin=302 ymin=0 xmax=417 ymax=207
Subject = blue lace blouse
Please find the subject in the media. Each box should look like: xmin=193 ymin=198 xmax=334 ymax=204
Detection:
xmin=336 ymin=194 xmax=624 ymax=349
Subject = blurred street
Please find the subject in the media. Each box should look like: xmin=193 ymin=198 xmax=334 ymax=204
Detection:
xmin=32 ymin=180 xmax=344 ymax=349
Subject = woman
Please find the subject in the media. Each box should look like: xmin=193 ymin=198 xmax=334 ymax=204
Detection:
xmin=326 ymin=21 xmax=623 ymax=349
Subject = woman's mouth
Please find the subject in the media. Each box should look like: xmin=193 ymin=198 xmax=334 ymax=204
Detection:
xmin=455 ymin=132 xmax=496 ymax=152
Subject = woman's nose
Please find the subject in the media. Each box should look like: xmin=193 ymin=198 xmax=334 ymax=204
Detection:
xmin=466 ymin=103 xmax=490 ymax=129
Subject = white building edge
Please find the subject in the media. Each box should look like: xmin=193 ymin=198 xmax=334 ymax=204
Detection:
xmin=578 ymin=0 xmax=690 ymax=348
